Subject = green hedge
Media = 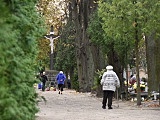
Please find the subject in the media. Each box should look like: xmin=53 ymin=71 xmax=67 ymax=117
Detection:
xmin=0 ymin=0 xmax=46 ymax=120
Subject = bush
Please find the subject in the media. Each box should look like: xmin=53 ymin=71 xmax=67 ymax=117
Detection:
xmin=0 ymin=0 xmax=46 ymax=120
xmin=92 ymin=69 xmax=106 ymax=90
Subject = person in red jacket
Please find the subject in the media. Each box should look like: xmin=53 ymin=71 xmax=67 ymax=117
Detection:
xmin=56 ymin=71 xmax=66 ymax=94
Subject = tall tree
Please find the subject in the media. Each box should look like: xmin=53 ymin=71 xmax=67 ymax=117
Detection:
xmin=144 ymin=0 xmax=160 ymax=92
xmin=98 ymin=0 xmax=142 ymax=105
xmin=87 ymin=11 xmax=108 ymax=96
xmin=71 ymin=0 xmax=100 ymax=92
xmin=98 ymin=0 xmax=134 ymax=97
xmin=98 ymin=0 xmax=160 ymax=105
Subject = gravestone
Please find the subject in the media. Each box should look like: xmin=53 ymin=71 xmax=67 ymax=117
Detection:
xmin=45 ymin=70 xmax=59 ymax=88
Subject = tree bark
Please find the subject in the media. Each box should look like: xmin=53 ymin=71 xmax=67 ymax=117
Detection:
xmin=135 ymin=33 xmax=141 ymax=106
xmin=90 ymin=44 xmax=105 ymax=96
xmin=107 ymin=44 xmax=123 ymax=88
xmin=107 ymin=44 xmax=123 ymax=99
xmin=145 ymin=32 xmax=156 ymax=93
xmin=155 ymin=36 xmax=160 ymax=92
xmin=71 ymin=0 xmax=97 ymax=92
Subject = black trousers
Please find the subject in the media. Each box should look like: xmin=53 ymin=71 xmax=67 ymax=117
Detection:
xmin=58 ymin=84 xmax=64 ymax=91
xmin=42 ymin=82 xmax=46 ymax=91
xmin=102 ymin=90 xmax=114 ymax=108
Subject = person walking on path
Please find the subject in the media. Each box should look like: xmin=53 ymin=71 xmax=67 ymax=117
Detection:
xmin=41 ymin=72 xmax=48 ymax=91
xmin=100 ymin=65 xmax=120 ymax=109
xmin=67 ymin=79 xmax=71 ymax=89
xmin=56 ymin=71 xmax=66 ymax=94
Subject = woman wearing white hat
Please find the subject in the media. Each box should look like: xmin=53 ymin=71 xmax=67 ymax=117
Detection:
xmin=56 ymin=71 xmax=66 ymax=94
xmin=100 ymin=65 xmax=120 ymax=109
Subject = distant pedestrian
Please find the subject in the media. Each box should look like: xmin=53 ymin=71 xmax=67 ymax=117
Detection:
xmin=56 ymin=71 xmax=66 ymax=94
xmin=40 ymin=72 xmax=48 ymax=91
xmin=67 ymin=79 xmax=71 ymax=89
xmin=129 ymin=75 xmax=136 ymax=86
xmin=100 ymin=65 xmax=120 ymax=109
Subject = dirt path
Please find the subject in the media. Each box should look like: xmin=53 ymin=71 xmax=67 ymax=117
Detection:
xmin=36 ymin=89 xmax=160 ymax=120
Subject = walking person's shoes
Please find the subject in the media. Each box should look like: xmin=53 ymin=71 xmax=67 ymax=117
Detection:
xmin=108 ymin=107 xmax=113 ymax=109
xmin=102 ymin=106 xmax=106 ymax=109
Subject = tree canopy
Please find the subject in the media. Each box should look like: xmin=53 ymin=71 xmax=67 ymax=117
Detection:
xmin=98 ymin=0 xmax=160 ymax=104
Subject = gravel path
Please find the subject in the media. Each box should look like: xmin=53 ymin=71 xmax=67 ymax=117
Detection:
xmin=36 ymin=89 xmax=160 ymax=120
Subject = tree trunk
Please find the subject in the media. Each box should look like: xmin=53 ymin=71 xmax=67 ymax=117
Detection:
xmin=135 ymin=35 xmax=141 ymax=105
xmin=72 ymin=0 xmax=82 ymax=92
xmin=133 ymin=17 xmax=141 ymax=105
xmin=145 ymin=32 xmax=156 ymax=93
xmin=71 ymin=0 xmax=96 ymax=92
xmin=88 ymin=0 xmax=105 ymax=95
xmin=69 ymin=66 xmax=74 ymax=89
xmin=106 ymin=43 xmax=123 ymax=99
xmin=107 ymin=44 xmax=123 ymax=88
xmin=155 ymin=36 xmax=160 ymax=92
xmin=90 ymin=44 xmax=105 ymax=97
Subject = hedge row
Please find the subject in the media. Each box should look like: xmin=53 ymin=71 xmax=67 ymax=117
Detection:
xmin=0 ymin=0 xmax=46 ymax=120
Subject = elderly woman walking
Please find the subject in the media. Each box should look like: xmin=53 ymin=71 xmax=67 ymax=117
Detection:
xmin=100 ymin=65 xmax=120 ymax=109
xmin=56 ymin=71 xmax=66 ymax=94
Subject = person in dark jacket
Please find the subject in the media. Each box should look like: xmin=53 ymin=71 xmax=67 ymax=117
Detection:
xmin=67 ymin=79 xmax=71 ymax=89
xmin=56 ymin=71 xmax=66 ymax=94
xmin=41 ymin=72 xmax=48 ymax=91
